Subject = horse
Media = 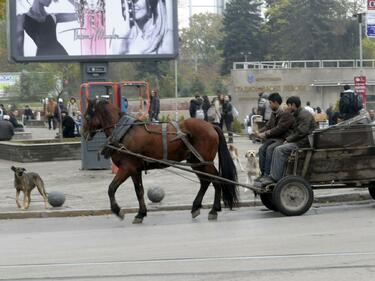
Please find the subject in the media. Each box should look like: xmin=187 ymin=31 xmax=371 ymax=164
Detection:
xmin=82 ymin=99 xmax=238 ymax=223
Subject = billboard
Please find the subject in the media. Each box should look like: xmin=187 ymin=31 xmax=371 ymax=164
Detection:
xmin=8 ymin=0 xmax=178 ymax=62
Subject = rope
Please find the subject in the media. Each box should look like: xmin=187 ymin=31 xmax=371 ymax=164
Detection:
xmin=105 ymin=144 xmax=262 ymax=193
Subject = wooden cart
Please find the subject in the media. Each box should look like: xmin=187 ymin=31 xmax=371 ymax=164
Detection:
xmin=259 ymin=145 xmax=375 ymax=216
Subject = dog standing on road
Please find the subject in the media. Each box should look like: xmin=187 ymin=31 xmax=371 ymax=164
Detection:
xmin=11 ymin=166 xmax=49 ymax=210
xmin=244 ymin=150 xmax=260 ymax=186
xmin=227 ymin=143 xmax=245 ymax=172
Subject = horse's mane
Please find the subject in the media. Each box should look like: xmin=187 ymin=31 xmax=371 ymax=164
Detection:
xmin=88 ymin=99 xmax=119 ymax=127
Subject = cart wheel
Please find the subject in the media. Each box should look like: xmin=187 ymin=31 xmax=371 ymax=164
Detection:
xmin=260 ymin=193 xmax=278 ymax=211
xmin=369 ymin=183 xmax=375 ymax=200
xmin=272 ymin=176 xmax=313 ymax=216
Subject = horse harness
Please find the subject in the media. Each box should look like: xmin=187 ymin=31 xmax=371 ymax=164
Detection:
xmin=105 ymin=115 xmax=209 ymax=165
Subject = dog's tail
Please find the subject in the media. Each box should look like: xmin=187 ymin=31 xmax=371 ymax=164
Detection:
xmin=214 ymin=126 xmax=239 ymax=209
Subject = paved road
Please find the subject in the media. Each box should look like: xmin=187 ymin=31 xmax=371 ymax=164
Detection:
xmin=1 ymin=204 xmax=375 ymax=280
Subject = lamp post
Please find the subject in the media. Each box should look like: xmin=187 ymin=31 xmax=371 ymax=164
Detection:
xmin=240 ymin=51 xmax=252 ymax=62
xmin=354 ymin=13 xmax=365 ymax=69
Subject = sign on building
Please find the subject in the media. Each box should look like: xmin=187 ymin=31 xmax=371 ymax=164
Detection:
xmin=367 ymin=0 xmax=375 ymax=37
xmin=354 ymin=76 xmax=367 ymax=107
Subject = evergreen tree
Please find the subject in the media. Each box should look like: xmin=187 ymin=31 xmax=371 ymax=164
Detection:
xmin=265 ymin=0 xmax=357 ymax=60
xmin=220 ymin=0 xmax=263 ymax=74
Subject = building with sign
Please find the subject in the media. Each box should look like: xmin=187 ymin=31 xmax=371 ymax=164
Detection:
xmin=231 ymin=60 xmax=375 ymax=120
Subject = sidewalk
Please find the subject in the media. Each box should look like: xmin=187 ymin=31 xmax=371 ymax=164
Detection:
xmin=0 ymin=127 xmax=372 ymax=219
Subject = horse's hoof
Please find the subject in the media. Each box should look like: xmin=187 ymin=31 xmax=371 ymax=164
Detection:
xmin=191 ymin=209 xmax=200 ymax=218
xmin=208 ymin=213 xmax=218 ymax=220
xmin=132 ymin=217 xmax=143 ymax=224
xmin=116 ymin=209 xmax=125 ymax=221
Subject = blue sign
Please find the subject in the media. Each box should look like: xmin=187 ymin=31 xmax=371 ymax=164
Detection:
xmin=367 ymin=24 xmax=375 ymax=37
xmin=247 ymin=73 xmax=255 ymax=84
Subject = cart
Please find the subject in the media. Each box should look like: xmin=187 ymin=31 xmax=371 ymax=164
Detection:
xmin=258 ymin=121 xmax=375 ymax=216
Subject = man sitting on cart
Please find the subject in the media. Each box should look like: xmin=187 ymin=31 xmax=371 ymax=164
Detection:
xmin=258 ymin=96 xmax=316 ymax=187
xmin=252 ymin=93 xmax=294 ymax=181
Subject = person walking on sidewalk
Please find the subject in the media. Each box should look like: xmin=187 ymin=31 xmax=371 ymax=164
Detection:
xmin=149 ymin=90 xmax=160 ymax=122
xmin=46 ymin=98 xmax=56 ymax=130
xmin=252 ymin=93 xmax=294 ymax=180
xmin=259 ymin=96 xmax=316 ymax=186
xmin=222 ymin=95 xmax=234 ymax=143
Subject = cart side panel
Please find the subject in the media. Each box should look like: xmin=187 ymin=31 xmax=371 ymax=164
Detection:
xmin=286 ymin=147 xmax=375 ymax=184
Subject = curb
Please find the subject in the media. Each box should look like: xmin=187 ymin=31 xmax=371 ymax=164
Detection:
xmin=0 ymin=192 xmax=373 ymax=220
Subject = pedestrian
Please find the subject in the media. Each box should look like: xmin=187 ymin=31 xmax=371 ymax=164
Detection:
xmin=325 ymin=103 xmax=334 ymax=125
xmin=218 ymin=92 xmax=225 ymax=129
xmin=222 ymin=95 xmax=234 ymax=143
xmin=46 ymin=98 xmax=56 ymax=130
xmin=0 ymin=104 xmax=7 ymax=120
xmin=121 ymin=97 xmax=128 ymax=114
xmin=67 ymin=97 xmax=79 ymax=117
xmin=257 ymin=88 xmax=272 ymax=122
xmin=207 ymin=95 xmax=222 ymax=126
xmin=314 ymin=107 xmax=328 ymax=127
xmin=339 ymin=85 xmax=363 ymax=120
xmin=61 ymin=110 xmax=76 ymax=138
xmin=149 ymin=89 xmax=160 ymax=122
xmin=369 ymin=109 xmax=375 ymax=123
xmin=54 ymin=98 xmax=66 ymax=128
xmin=189 ymin=95 xmax=203 ymax=118
xmin=0 ymin=115 xmax=14 ymax=141
xmin=23 ymin=105 xmax=34 ymax=120
xmin=202 ymin=95 xmax=210 ymax=121
xmin=8 ymin=111 xmax=24 ymax=132
xmin=304 ymin=101 xmax=315 ymax=114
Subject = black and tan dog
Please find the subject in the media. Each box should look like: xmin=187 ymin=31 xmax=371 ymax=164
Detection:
xmin=11 ymin=166 xmax=49 ymax=210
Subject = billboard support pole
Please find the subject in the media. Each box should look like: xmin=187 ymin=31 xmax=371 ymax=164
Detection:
xmin=174 ymin=59 xmax=178 ymax=121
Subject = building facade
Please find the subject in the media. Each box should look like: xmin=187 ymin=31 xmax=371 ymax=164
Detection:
xmin=231 ymin=60 xmax=375 ymax=120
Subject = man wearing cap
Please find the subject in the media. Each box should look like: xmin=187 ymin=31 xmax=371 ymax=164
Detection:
xmin=0 ymin=115 xmax=15 ymax=141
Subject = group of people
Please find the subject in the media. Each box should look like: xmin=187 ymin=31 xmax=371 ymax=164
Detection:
xmin=189 ymin=92 xmax=237 ymax=143
xmin=252 ymin=93 xmax=316 ymax=187
xmin=0 ymin=104 xmax=29 ymax=141
xmin=45 ymin=97 xmax=81 ymax=138
xmin=252 ymin=84 xmax=375 ymax=187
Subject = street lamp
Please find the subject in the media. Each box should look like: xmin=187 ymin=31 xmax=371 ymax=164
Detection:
xmin=240 ymin=51 xmax=252 ymax=62
xmin=353 ymin=13 xmax=365 ymax=69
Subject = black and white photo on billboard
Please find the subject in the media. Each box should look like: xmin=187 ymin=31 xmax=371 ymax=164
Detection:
xmin=12 ymin=0 xmax=176 ymax=60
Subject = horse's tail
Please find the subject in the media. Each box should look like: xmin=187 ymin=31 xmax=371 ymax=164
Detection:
xmin=214 ymin=126 xmax=239 ymax=209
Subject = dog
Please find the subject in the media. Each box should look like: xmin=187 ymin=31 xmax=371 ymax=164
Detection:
xmin=227 ymin=143 xmax=245 ymax=172
xmin=244 ymin=149 xmax=260 ymax=186
xmin=11 ymin=166 xmax=49 ymax=210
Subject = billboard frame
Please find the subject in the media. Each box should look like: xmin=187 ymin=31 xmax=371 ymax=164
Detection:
xmin=7 ymin=0 xmax=179 ymax=63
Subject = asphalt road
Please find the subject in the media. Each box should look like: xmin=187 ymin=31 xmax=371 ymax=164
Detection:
xmin=1 ymin=203 xmax=375 ymax=281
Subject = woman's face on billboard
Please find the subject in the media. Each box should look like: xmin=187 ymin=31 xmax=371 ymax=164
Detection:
xmin=133 ymin=0 xmax=148 ymax=20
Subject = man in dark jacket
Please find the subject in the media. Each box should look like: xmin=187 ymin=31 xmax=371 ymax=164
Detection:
xmin=149 ymin=90 xmax=160 ymax=122
xmin=339 ymin=85 xmax=363 ymax=120
xmin=61 ymin=110 xmax=76 ymax=138
xmin=253 ymin=93 xmax=294 ymax=179
xmin=0 ymin=115 xmax=14 ymax=141
xmin=189 ymin=95 xmax=203 ymax=118
xmin=260 ymin=96 xmax=316 ymax=186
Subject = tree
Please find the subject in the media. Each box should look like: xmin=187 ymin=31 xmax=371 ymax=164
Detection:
xmin=264 ymin=0 xmax=357 ymax=60
xmin=220 ymin=0 xmax=263 ymax=74
xmin=180 ymin=13 xmax=224 ymax=71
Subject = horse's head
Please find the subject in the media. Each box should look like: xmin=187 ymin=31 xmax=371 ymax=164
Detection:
xmin=82 ymin=99 xmax=120 ymax=140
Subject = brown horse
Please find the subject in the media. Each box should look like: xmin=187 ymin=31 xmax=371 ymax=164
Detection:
xmin=82 ymin=99 xmax=238 ymax=223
